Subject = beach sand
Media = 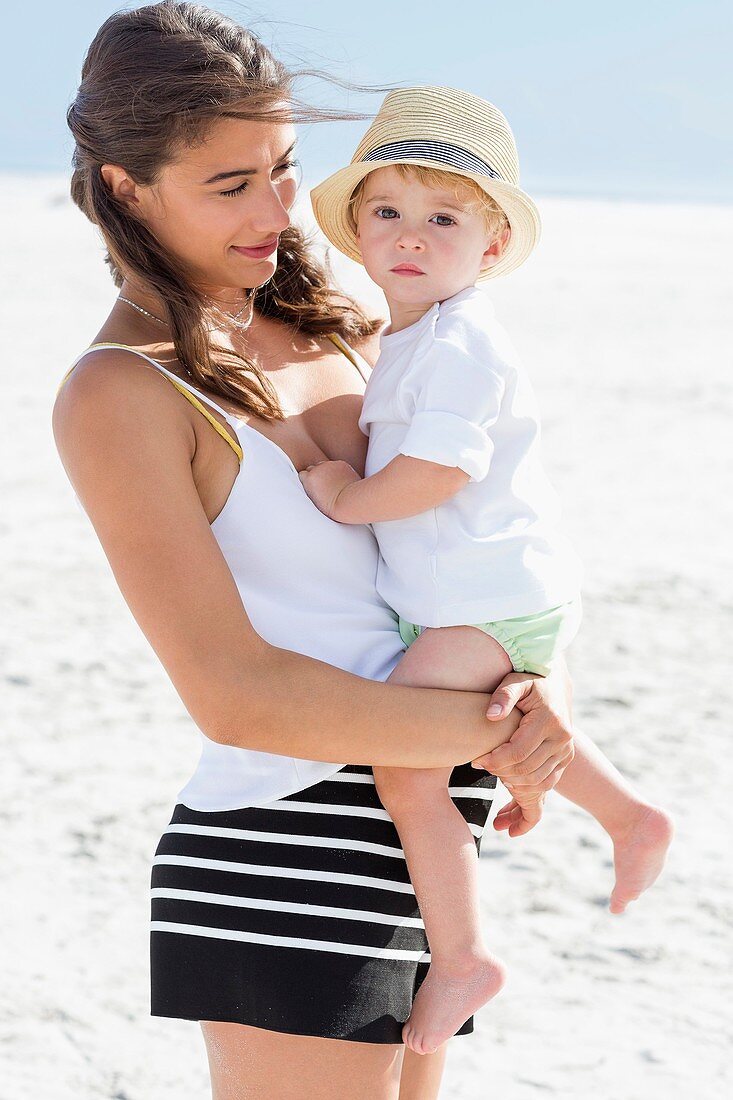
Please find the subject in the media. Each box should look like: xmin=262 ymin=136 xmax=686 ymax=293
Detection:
xmin=2 ymin=176 xmax=732 ymax=1098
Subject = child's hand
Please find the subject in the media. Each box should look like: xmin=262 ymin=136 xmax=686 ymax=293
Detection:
xmin=493 ymin=789 xmax=546 ymax=837
xmin=299 ymin=460 xmax=362 ymax=520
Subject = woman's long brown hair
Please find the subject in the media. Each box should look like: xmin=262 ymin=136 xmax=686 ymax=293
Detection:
xmin=68 ymin=0 xmax=381 ymax=420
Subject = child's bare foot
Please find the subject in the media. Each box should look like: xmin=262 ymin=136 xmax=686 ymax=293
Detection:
xmin=608 ymin=804 xmax=674 ymax=914
xmin=402 ymin=952 xmax=506 ymax=1055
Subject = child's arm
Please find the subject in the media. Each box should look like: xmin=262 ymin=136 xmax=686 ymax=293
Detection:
xmin=300 ymin=328 xmax=508 ymax=523
xmin=299 ymin=454 xmax=469 ymax=524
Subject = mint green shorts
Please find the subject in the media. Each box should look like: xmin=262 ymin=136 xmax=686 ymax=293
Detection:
xmin=398 ymin=599 xmax=582 ymax=677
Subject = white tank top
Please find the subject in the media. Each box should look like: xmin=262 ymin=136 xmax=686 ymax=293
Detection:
xmin=61 ymin=340 xmax=405 ymax=810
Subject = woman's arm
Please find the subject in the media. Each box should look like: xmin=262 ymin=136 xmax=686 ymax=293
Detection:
xmin=52 ymin=353 xmax=521 ymax=769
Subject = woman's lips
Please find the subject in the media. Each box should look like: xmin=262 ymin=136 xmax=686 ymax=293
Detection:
xmin=390 ymin=264 xmax=425 ymax=276
xmin=231 ymin=237 xmax=279 ymax=259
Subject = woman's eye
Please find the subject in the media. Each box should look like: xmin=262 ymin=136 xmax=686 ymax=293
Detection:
xmin=375 ymin=207 xmax=399 ymax=219
xmin=221 ymin=181 xmax=248 ymax=198
xmin=221 ymin=160 xmax=298 ymax=198
xmin=431 ymin=214 xmax=456 ymax=226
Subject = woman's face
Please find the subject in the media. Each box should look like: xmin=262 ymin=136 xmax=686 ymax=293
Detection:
xmin=132 ymin=116 xmax=299 ymax=293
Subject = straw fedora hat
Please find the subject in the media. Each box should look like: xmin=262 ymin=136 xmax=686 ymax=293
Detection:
xmin=311 ymin=85 xmax=541 ymax=281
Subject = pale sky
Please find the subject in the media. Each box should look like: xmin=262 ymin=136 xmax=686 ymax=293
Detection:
xmin=4 ymin=0 xmax=731 ymax=201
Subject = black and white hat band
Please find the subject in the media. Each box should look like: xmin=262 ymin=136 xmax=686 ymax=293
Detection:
xmin=362 ymin=140 xmax=504 ymax=182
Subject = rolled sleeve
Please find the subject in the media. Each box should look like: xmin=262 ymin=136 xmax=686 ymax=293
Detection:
xmin=397 ymin=333 xmax=507 ymax=483
xmin=400 ymin=411 xmax=495 ymax=481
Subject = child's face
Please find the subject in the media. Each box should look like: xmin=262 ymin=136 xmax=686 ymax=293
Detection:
xmin=355 ymin=166 xmax=503 ymax=307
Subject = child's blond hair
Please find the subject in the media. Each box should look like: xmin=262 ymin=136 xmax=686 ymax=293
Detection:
xmin=347 ymin=163 xmax=510 ymax=242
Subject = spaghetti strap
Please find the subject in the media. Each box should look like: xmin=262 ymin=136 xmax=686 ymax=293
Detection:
xmin=58 ymin=343 xmax=243 ymax=463
xmin=327 ymin=333 xmax=372 ymax=384
xmin=58 ymin=334 xmax=371 ymax=461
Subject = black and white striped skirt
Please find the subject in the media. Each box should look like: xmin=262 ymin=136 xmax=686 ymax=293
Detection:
xmin=150 ymin=762 xmax=498 ymax=1044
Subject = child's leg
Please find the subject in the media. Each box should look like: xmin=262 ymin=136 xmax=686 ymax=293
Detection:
xmin=480 ymin=601 xmax=674 ymax=911
xmin=490 ymin=686 xmax=674 ymax=912
xmin=374 ymin=626 xmax=514 ymax=1055
xmin=550 ymin=731 xmax=674 ymax=913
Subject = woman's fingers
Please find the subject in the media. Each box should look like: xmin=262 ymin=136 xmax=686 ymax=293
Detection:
xmin=492 ymin=798 xmax=521 ymax=831
xmin=506 ymin=761 xmax=570 ymax=798
xmin=472 ymin=717 xmax=570 ymax=778
xmin=496 ymin=741 xmax=573 ymax=785
xmin=472 ymin=753 xmax=571 ymax=792
xmin=492 ymin=796 xmax=545 ymax=837
xmin=476 ymin=718 xmax=545 ymax=773
xmin=507 ymin=814 xmax=541 ymax=838
xmin=472 ymin=669 xmax=575 ymax=801
xmin=485 ymin=673 xmax=536 ymax=719
xmin=479 ymin=709 xmax=573 ymax=780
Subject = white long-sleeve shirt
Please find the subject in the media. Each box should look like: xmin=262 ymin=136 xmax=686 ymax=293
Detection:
xmin=358 ymin=285 xmax=582 ymax=626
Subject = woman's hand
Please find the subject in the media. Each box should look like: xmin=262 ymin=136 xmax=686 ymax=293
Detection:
xmin=492 ymin=791 xmax=547 ymax=838
xmin=470 ymin=660 xmax=575 ymax=835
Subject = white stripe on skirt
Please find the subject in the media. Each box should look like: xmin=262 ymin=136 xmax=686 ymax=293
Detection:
xmin=152 ymin=854 xmax=420 ymax=894
xmin=151 ymin=920 xmax=432 ymax=962
xmin=165 ymin=819 xmax=485 ymax=845
xmin=150 ymin=887 xmax=425 ymax=928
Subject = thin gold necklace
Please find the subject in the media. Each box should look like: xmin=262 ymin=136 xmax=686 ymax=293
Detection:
xmin=118 ymin=292 xmax=255 ymax=329
xmin=118 ymin=296 xmax=167 ymax=325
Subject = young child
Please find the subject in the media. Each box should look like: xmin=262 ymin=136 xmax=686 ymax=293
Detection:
xmin=303 ymin=86 xmax=673 ymax=1056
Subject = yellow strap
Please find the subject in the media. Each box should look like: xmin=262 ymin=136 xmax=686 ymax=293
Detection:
xmin=164 ymin=376 xmax=243 ymax=462
xmin=59 ymin=333 xmax=363 ymax=463
xmin=326 ymin=331 xmax=356 ymax=366
xmin=328 ymin=332 xmax=372 ymax=384
xmin=57 ymin=343 xmax=243 ymax=463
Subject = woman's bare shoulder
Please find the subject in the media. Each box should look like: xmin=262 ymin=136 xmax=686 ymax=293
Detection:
xmin=56 ymin=342 xmax=171 ymax=395
xmin=53 ymin=345 xmax=193 ymax=453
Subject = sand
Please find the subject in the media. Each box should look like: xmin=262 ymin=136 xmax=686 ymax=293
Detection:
xmin=2 ymin=174 xmax=732 ymax=1099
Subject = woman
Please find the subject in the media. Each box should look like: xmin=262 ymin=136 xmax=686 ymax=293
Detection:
xmin=53 ymin=4 xmax=575 ymax=1097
